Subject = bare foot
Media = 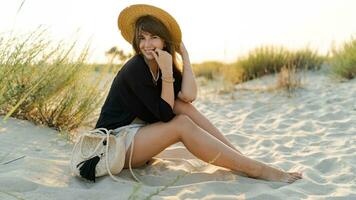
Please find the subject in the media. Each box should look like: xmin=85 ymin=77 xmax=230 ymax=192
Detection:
xmin=258 ymin=165 xmax=303 ymax=183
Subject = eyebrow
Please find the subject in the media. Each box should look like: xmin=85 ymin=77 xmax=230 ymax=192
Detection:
xmin=139 ymin=30 xmax=152 ymax=36
xmin=138 ymin=33 xmax=159 ymax=39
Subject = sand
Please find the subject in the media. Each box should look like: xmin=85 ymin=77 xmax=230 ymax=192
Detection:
xmin=0 ymin=70 xmax=355 ymax=200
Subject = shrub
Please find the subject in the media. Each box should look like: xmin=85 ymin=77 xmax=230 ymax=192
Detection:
xmin=192 ymin=61 xmax=225 ymax=80
xmin=276 ymin=65 xmax=302 ymax=93
xmin=228 ymin=46 xmax=324 ymax=83
xmin=330 ymin=37 xmax=356 ymax=80
xmin=0 ymin=30 xmax=108 ymax=131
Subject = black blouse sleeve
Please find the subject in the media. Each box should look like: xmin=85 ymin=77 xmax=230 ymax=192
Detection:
xmin=173 ymin=69 xmax=182 ymax=99
xmin=124 ymin=64 xmax=176 ymax=122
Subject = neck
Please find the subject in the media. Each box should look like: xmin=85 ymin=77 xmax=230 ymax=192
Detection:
xmin=143 ymin=57 xmax=158 ymax=73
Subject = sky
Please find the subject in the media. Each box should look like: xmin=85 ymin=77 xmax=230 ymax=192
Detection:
xmin=1 ymin=0 xmax=356 ymax=63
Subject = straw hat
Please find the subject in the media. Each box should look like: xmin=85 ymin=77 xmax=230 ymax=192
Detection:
xmin=118 ymin=4 xmax=182 ymax=45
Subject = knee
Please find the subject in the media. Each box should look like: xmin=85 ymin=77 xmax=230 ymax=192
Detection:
xmin=173 ymin=99 xmax=194 ymax=114
xmin=171 ymin=114 xmax=197 ymax=133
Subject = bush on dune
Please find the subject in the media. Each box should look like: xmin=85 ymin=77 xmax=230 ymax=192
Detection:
xmin=192 ymin=46 xmax=325 ymax=85
xmin=330 ymin=37 xmax=356 ymax=80
xmin=192 ymin=61 xmax=225 ymax=80
xmin=229 ymin=46 xmax=325 ymax=83
xmin=0 ymin=30 xmax=108 ymax=132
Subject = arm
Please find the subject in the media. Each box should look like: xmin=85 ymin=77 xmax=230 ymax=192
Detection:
xmin=161 ymin=76 xmax=175 ymax=108
xmin=123 ymin=54 xmax=175 ymax=123
xmin=126 ymin=72 xmax=175 ymax=123
xmin=151 ymin=49 xmax=175 ymax=109
xmin=178 ymin=42 xmax=197 ymax=102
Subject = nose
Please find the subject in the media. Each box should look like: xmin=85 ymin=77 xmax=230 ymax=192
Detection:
xmin=143 ymin=38 xmax=152 ymax=48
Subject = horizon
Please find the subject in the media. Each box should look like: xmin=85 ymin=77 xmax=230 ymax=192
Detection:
xmin=1 ymin=0 xmax=356 ymax=63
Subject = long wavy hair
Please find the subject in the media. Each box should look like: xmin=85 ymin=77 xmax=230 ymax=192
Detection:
xmin=132 ymin=15 xmax=182 ymax=78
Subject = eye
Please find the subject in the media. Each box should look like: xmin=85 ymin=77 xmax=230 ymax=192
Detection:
xmin=152 ymin=35 xmax=160 ymax=39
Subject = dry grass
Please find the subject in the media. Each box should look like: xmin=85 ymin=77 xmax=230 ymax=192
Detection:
xmin=192 ymin=61 xmax=225 ymax=80
xmin=0 ymin=29 xmax=110 ymax=132
xmin=275 ymin=65 xmax=303 ymax=94
xmin=233 ymin=65 xmax=304 ymax=95
xmin=231 ymin=46 xmax=324 ymax=83
xmin=191 ymin=46 xmax=324 ymax=88
xmin=330 ymin=37 xmax=356 ymax=80
xmin=221 ymin=63 xmax=246 ymax=84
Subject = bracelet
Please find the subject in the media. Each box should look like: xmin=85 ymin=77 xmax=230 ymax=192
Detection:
xmin=161 ymin=76 xmax=175 ymax=83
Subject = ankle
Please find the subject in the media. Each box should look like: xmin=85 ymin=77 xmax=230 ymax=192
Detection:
xmin=248 ymin=163 xmax=264 ymax=178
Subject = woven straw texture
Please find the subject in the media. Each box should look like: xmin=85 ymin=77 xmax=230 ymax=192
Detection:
xmin=118 ymin=4 xmax=181 ymax=45
xmin=70 ymin=133 xmax=126 ymax=178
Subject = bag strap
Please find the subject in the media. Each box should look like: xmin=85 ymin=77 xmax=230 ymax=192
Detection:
xmin=104 ymin=128 xmax=122 ymax=181
xmin=128 ymin=137 xmax=141 ymax=182
xmin=104 ymin=126 xmax=141 ymax=183
xmin=115 ymin=124 xmax=144 ymax=181
xmin=93 ymin=127 xmax=141 ymax=183
xmin=73 ymin=127 xmax=141 ymax=183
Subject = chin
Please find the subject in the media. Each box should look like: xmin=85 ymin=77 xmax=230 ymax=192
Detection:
xmin=143 ymin=54 xmax=155 ymax=60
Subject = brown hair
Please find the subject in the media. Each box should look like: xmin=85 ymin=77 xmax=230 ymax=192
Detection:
xmin=132 ymin=15 xmax=182 ymax=77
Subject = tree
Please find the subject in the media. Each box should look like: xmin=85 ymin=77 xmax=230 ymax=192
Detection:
xmin=105 ymin=46 xmax=132 ymax=73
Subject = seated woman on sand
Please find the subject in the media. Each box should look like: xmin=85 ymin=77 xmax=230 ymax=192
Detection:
xmin=95 ymin=4 xmax=302 ymax=183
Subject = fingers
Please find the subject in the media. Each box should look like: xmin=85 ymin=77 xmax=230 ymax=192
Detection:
xmin=155 ymin=48 xmax=163 ymax=55
xmin=149 ymin=50 xmax=159 ymax=61
xmin=178 ymin=42 xmax=188 ymax=56
xmin=150 ymin=48 xmax=172 ymax=68
xmin=154 ymin=48 xmax=172 ymax=59
xmin=180 ymin=42 xmax=185 ymax=49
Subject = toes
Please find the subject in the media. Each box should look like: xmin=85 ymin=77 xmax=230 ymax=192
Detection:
xmin=286 ymin=172 xmax=303 ymax=183
xmin=287 ymin=176 xmax=299 ymax=183
xmin=295 ymin=172 xmax=303 ymax=178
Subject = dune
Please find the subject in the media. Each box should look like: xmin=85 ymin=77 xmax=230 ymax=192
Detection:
xmin=0 ymin=70 xmax=355 ymax=199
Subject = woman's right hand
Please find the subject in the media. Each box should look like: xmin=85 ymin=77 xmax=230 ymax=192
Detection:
xmin=149 ymin=48 xmax=173 ymax=76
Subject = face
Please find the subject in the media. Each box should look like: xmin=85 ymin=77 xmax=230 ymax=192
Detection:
xmin=138 ymin=31 xmax=165 ymax=60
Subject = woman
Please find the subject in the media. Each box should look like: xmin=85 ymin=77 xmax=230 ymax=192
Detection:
xmin=95 ymin=4 xmax=302 ymax=183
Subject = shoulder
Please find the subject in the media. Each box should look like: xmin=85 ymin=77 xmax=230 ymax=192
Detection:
xmin=120 ymin=55 xmax=147 ymax=78
xmin=119 ymin=55 xmax=149 ymax=84
xmin=121 ymin=55 xmax=145 ymax=74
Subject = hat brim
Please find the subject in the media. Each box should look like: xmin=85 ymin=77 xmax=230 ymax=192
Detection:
xmin=118 ymin=4 xmax=182 ymax=46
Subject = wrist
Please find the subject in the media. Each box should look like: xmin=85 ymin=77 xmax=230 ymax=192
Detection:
xmin=161 ymin=70 xmax=173 ymax=77
xmin=161 ymin=76 xmax=175 ymax=83
xmin=182 ymin=55 xmax=191 ymax=65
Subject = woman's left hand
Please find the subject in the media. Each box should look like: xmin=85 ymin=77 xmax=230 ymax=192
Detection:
xmin=178 ymin=42 xmax=189 ymax=58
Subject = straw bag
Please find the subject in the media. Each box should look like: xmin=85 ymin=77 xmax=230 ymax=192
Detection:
xmin=70 ymin=127 xmax=140 ymax=182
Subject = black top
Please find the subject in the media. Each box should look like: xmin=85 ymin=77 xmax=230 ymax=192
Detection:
xmin=95 ymin=54 xmax=182 ymax=130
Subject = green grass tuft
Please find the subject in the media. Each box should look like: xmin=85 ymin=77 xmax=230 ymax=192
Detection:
xmin=192 ymin=61 xmax=225 ymax=80
xmin=230 ymin=46 xmax=324 ymax=83
xmin=0 ymin=29 xmax=109 ymax=132
xmin=192 ymin=46 xmax=324 ymax=85
xmin=330 ymin=37 xmax=356 ymax=80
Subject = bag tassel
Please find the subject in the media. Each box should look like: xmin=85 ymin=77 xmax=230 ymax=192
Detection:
xmin=76 ymin=155 xmax=101 ymax=182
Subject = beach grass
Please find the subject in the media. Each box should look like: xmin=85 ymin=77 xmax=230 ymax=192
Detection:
xmin=329 ymin=37 xmax=356 ymax=80
xmin=192 ymin=61 xmax=225 ymax=80
xmin=0 ymin=30 xmax=109 ymax=132
xmin=275 ymin=65 xmax=303 ymax=94
xmin=193 ymin=46 xmax=324 ymax=86
xmin=228 ymin=46 xmax=324 ymax=83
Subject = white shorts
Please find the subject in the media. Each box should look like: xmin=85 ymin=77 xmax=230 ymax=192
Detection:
xmin=111 ymin=118 xmax=147 ymax=152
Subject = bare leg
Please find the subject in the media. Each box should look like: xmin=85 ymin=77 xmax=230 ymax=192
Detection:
xmin=124 ymin=114 xmax=302 ymax=183
xmin=173 ymin=99 xmax=242 ymax=154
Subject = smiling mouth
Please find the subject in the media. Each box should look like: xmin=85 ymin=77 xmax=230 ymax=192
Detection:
xmin=144 ymin=49 xmax=157 ymax=56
